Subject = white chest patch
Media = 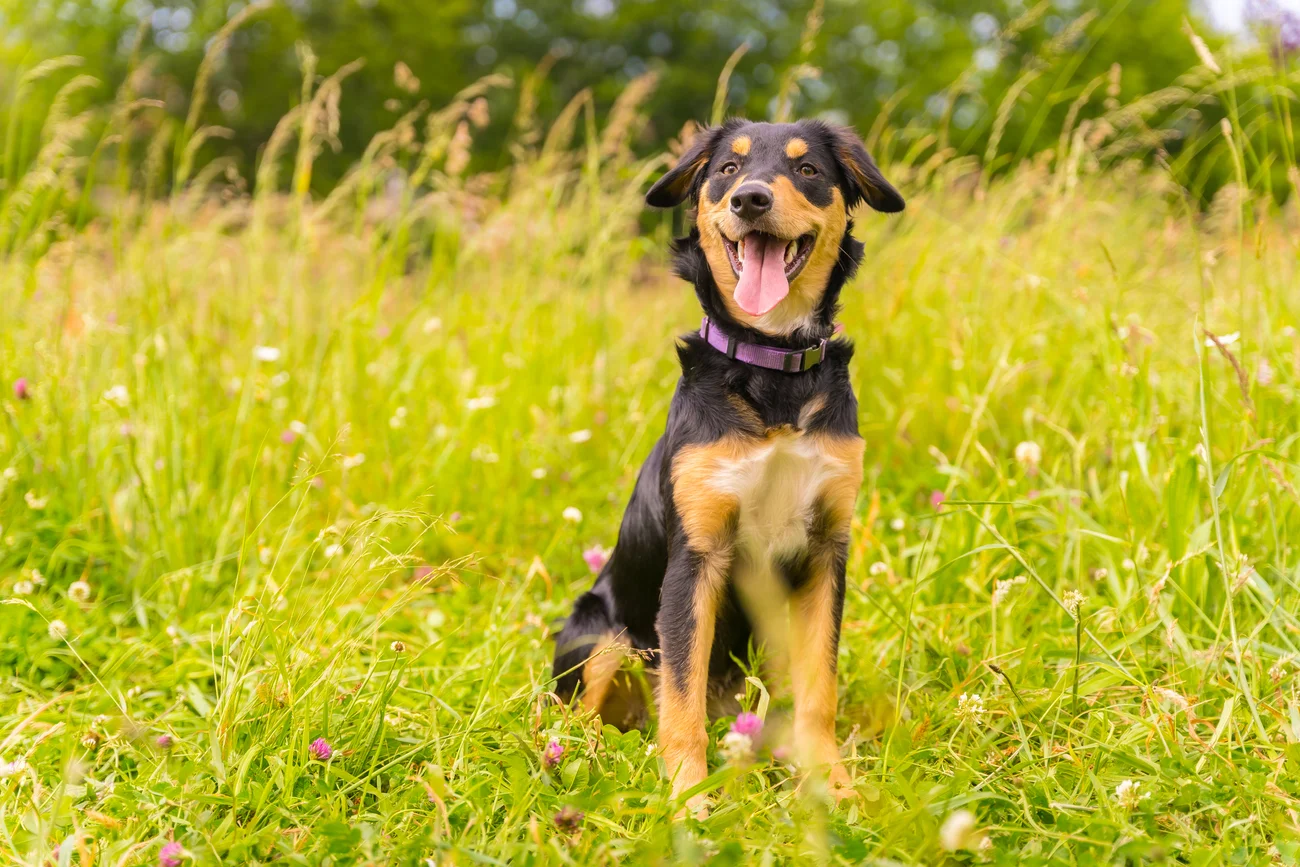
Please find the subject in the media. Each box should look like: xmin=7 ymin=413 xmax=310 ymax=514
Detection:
xmin=706 ymin=429 xmax=845 ymax=560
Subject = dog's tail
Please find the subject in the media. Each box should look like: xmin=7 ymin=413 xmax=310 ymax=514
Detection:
xmin=551 ymin=578 xmax=617 ymax=703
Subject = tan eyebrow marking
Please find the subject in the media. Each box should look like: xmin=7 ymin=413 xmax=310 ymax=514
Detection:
xmin=785 ymin=138 xmax=809 ymax=159
xmin=731 ymin=135 xmax=751 ymax=156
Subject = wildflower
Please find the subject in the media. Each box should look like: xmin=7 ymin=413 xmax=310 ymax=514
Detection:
xmin=252 ymin=346 xmax=281 ymax=362
xmin=103 ymin=385 xmax=130 ymax=407
xmin=1122 ymin=557 xmax=1136 ymax=572
xmin=324 ymin=544 xmax=343 ymax=559
xmin=1270 ymin=660 xmax=1289 ymax=685
xmin=280 ymin=429 xmax=297 ymax=444
xmin=0 ymin=756 xmax=28 ymax=777
xmin=531 ymin=467 xmax=547 ymax=479
xmin=554 ymin=805 xmax=584 ymax=832
xmin=1063 ymin=589 xmax=1087 ymax=620
xmin=889 ymin=517 xmax=906 ymax=532
xmin=939 ymin=809 xmax=981 ymax=852
xmin=13 ymin=580 xmax=34 ymax=596
xmin=1114 ymin=779 xmax=1148 ymax=810
xmin=929 ymin=490 xmax=946 ymax=508
xmin=81 ymin=731 xmax=101 ymax=750
xmin=1257 ymin=359 xmax=1275 ymax=387
xmin=583 ymin=545 xmax=610 ymax=573
xmin=341 ymin=453 xmax=365 ymax=469
xmin=866 ymin=560 xmax=888 ymax=578
xmin=992 ymin=578 xmax=1013 ymax=607
xmin=1203 ymin=331 xmax=1238 ymax=348
xmin=731 ymin=712 xmax=763 ymax=738
xmin=465 ymin=395 xmax=496 ymax=411
xmin=562 ymin=507 xmax=583 ymax=523
xmin=955 ymin=693 xmax=985 ymax=727
xmin=719 ymin=730 xmax=755 ymax=763
xmin=309 ymin=737 xmax=333 ymax=761
xmin=390 ymin=640 xmax=406 ymax=654
xmin=28 ymin=569 xmax=44 ymax=586
xmin=25 ymin=491 xmax=47 ymax=510
xmin=1014 ymin=440 xmax=1041 ymax=472
xmin=470 ymin=445 xmax=500 ymax=463
xmin=156 ymin=734 xmax=174 ymax=751
xmin=542 ymin=738 xmax=565 ymax=769
xmin=1091 ymin=567 xmax=1109 ymax=581
xmin=48 ymin=619 xmax=69 ymax=641
xmin=158 ymin=840 xmax=185 ymax=867
xmin=389 ymin=406 xmax=407 ymax=429
xmin=13 ymin=378 xmax=29 ymax=400
xmin=568 ymin=429 xmax=592 ymax=443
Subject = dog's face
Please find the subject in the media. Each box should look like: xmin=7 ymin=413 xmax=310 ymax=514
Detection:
xmin=647 ymin=120 xmax=903 ymax=335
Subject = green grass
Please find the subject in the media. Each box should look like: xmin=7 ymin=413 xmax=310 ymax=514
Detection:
xmin=4 ymin=36 xmax=1300 ymax=867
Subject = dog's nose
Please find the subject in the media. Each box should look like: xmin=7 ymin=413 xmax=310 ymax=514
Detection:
xmin=730 ymin=184 xmax=772 ymax=221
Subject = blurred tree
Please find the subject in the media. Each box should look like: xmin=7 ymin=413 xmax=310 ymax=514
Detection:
xmin=0 ymin=0 xmax=1233 ymax=195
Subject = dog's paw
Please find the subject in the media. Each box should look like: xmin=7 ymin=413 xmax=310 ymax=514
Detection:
xmin=827 ymin=763 xmax=857 ymax=804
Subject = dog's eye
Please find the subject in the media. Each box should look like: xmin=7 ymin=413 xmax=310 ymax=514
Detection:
xmin=798 ymin=164 xmax=818 ymax=178
xmin=720 ymin=162 xmax=738 ymax=176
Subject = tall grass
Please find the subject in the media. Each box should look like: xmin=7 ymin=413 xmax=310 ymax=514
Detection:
xmin=1 ymin=14 xmax=1300 ymax=866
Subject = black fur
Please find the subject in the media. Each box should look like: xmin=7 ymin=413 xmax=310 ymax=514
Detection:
xmin=552 ymin=118 xmax=901 ymax=710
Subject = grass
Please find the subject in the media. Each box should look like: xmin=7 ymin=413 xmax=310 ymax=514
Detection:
xmin=4 ymin=22 xmax=1300 ymax=867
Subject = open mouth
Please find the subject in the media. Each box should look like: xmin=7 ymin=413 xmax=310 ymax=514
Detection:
xmin=719 ymin=230 xmax=816 ymax=316
xmin=722 ymin=231 xmax=815 ymax=282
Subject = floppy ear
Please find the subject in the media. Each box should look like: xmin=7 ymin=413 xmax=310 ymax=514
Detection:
xmin=646 ymin=125 xmax=721 ymax=209
xmin=826 ymin=125 xmax=905 ymax=214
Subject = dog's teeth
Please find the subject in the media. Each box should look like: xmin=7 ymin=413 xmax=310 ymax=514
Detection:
xmin=785 ymin=240 xmax=797 ymax=264
xmin=738 ymin=239 xmax=745 ymax=263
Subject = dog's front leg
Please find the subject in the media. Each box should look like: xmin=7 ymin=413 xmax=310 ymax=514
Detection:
xmin=790 ymin=546 xmax=852 ymax=798
xmin=656 ymin=544 xmax=729 ymax=816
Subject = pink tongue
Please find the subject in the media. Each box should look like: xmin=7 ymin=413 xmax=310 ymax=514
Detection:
xmin=733 ymin=232 xmax=789 ymax=316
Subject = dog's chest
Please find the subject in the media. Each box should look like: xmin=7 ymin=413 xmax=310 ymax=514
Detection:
xmin=709 ymin=427 xmax=840 ymax=557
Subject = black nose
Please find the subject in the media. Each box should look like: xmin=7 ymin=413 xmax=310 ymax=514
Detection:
xmin=730 ymin=184 xmax=772 ymax=221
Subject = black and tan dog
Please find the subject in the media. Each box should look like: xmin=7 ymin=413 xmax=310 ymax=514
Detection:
xmin=553 ymin=118 xmax=903 ymax=808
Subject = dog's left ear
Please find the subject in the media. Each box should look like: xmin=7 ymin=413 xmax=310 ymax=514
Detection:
xmin=825 ymin=124 xmax=905 ymax=214
xmin=646 ymin=125 xmax=722 ymax=209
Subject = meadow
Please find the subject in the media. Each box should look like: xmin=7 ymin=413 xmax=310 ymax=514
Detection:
xmin=3 ymin=26 xmax=1300 ymax=867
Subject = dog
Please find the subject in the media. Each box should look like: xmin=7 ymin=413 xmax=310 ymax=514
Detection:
xmin=552 ymin=117 xmax=903 ymax=809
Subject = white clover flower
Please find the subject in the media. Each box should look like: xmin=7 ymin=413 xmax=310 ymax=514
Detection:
xmin=1122 ymin=558 xmax=1136 ymax=572
xmin=389 ymin=407 xmax=407 ymax=429
xmin=324 ymin=544 xmax=343 ymax=559
xmin=0 ymin=756 xmax=28 ymax=778
xmin=1203 ymin=331 xmax=1238 ymax=348
xmin=470 ymin=445 xmax=500 ymax=463
xmin=718 ymin=731 xmax=754 ymax=764
xmin=48 ymin=619 xmax=69 ymax=641
xmin=992 ymin=578 xmax=1013 ymax=607
xmin=465 ymin=396 xmax=496 ymax=411
xmin=13 ymin=580 xmax=34 ymax=596
xmin=1257 ymin=359 xmax=1275 ymax=387
xmin=568 ymin=429 xmax=592 ymax=444
xmin=289 ymin=420 xmax=308 ymax=435
xmin=939 ymin=809 xmax=980 ymax=852
xmin=531 ymin=468 xmax=547 ymax=480
xmin=889 ymin=517 xmax=906 ymax=532
xmin=341 ymin=453 xmax=366 ymax=469
xmin=1014 ymin=440 xmax=1041 ymax=470
xmin=422 ymin=316 xmax=443 ymax=333
xmin=29 ymin=569 xmax=45 ymax=586
xmin=253 ymin=345 xmax=282 ymax=362
xmin=1153 ymin=687 xmax=1190 ymax=713
xmin=562 ymin=507 xmax=583 ymax=523
xmin=24 ymin=491 xmax=47 ymax=510
xmin=68 ymin=581 xmax=92 ymax=603
xmin=955 ymin=693 xmax=985 ymax=727
xmin=1063 ymin=589 xmax=1087 ymax=620
xmin=1115 ymin=779 xmax=1149 ymax=810
xmin=102 ymin=385 xmax=130 ymax=407
xmin=869 ymin=561 xmax=888 ymax=576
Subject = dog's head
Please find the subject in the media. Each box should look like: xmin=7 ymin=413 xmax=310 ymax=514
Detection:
xmin=647 ymin=119 xmax=903 ymax=338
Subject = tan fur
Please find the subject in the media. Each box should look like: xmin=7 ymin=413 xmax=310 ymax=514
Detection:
xmin=785 ymin=138 xmax=808 ymax=159
xmin=657 ymin=516 xmax=730 ymax=814
xmin=731 ymin=135 xmax=752 ymax=156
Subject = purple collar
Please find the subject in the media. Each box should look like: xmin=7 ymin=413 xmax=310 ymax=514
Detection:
xmin=699 ymin=317 xmax=828 ymax=373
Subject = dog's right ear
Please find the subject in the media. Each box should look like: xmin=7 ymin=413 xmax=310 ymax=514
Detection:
xmin=646 ymin=126 xmax=721 ymax=209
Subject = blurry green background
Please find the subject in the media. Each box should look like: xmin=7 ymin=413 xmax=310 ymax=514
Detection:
xmin=2 ymin=0 xmax=1249 ymax=193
